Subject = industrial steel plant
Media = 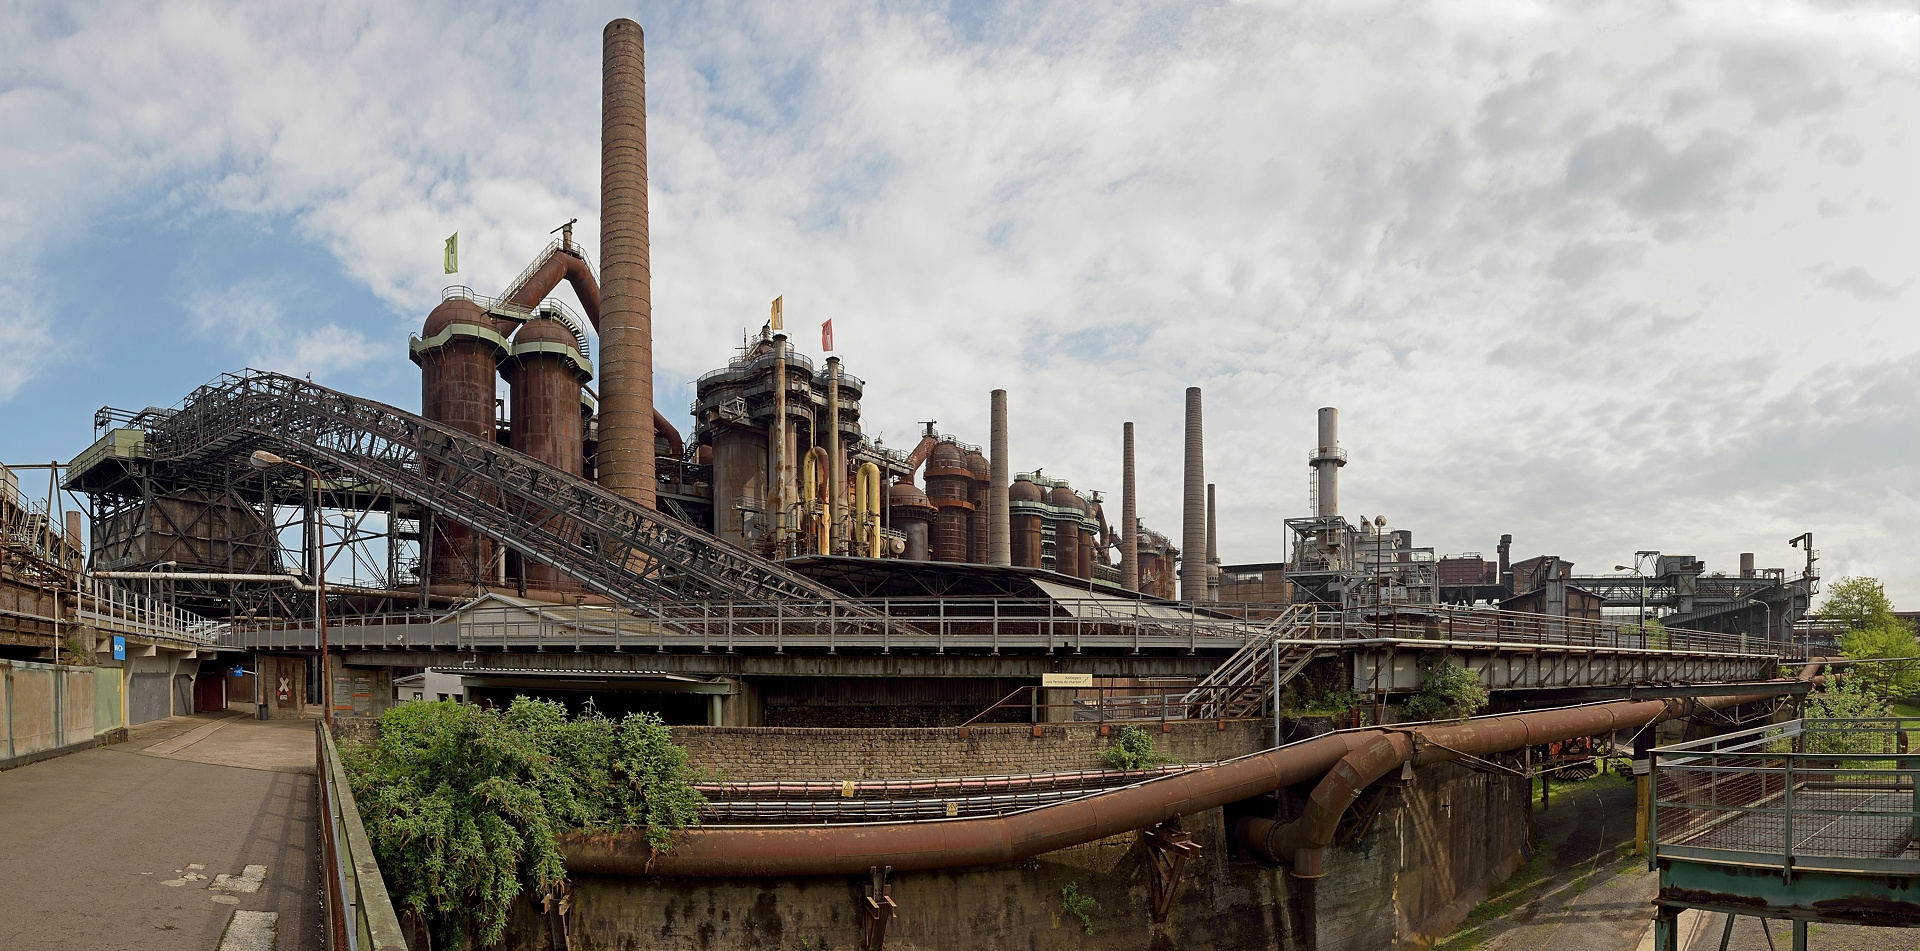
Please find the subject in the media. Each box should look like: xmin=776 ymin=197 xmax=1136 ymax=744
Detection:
xmin=0 ymin=17 xmax=1897 ymax=951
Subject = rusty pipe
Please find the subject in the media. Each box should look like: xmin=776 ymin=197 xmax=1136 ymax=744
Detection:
xmin=1236 ymin=660 xmax=1829 ymax=877
xmin=651 ymin=408 xmax=683 ymax=459
xmin=557 ymin=672 xmax=1818 ymax=879
xmin=506 ymin=248 xmax=603 ymax=330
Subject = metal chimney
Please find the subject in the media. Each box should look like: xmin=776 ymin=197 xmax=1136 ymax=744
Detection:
xmin=988 ymin=389 xmax=1011 ymax=566
xmin=1121 ymin=421 xmax=1138 ymax=591
xmin=1310 ymin=406 xmax=1344 ymax=518
xmin=1181 ymin=387 xmax=1207 ymax=602
xmin=1740 ymin=552 xmax=1755 ymax=578
xmin=597 ymin=18 xmax=656 ymax=508
xmin=1206 ymin=482 xmax=1219 ymax=602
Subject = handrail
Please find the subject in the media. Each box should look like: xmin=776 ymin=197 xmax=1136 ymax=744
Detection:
xmin=317 ymin=723 xmax=407 ymax=951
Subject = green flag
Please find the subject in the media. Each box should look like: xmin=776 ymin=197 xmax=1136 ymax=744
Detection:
xmin=443 ymin=233 xmax=459 ymax=274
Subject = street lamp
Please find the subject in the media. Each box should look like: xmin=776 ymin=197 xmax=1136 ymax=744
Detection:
xmin=250 ymin=449 xmax=330 ymax=724
xmin=1745 ymin=598 xmax=1772 ymax=651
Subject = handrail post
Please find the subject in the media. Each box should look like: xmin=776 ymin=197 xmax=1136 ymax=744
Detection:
xmin=991 ymin=599 xmax=1000 ymax=656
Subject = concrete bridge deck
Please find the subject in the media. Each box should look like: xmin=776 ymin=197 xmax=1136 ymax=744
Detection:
xmin=0 ymin=712 xmax=319 ymax=951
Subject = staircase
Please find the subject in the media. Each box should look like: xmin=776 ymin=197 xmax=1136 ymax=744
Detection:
xmin=1183 ymin=605 xmax=1324 ymax=719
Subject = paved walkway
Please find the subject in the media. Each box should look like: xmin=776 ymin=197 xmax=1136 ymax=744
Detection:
xmin=0 ymin=712 xmax=321 ymax=951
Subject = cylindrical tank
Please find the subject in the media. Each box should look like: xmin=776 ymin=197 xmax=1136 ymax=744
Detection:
xmin=1740 ymin=553 xmax=1755 ymax=578
xmin=965 ymin=448 xmax=990 ymax=565
xmin=413 ymin=297 xmax=504 ymax=589
xmin=1313 ymin=406 xmax=1343 ymax=518
xmin=888 ymin=482 xmax=937 ymax=561
xmin=711 ymin=428 xmax=768 ymax=546
xmin=924 ymin=442 xmax=973 ymax=563
xmin=502 ymin=316 xmax=591 ymax=590
xmin=1048 ymin=485 xmax=1081 ymax=577
xmin=1078 ymin=524 xmax=1095 ymax=580
xmin=1010 ymin=478 xmax=1044 ymax=568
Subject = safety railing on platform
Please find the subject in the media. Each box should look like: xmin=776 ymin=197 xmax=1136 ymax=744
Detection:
xmin=317 ymin=722 xmax=407 ymax=951
xmin=74 ymin=576 xmax=223 ymax=645
xmin=1653 ymin=718 xmax=1920 ymax=875
xmin=220 ymin=597 xmax=1796 ymax=659
xmin=958 ymin=682 xmax=1283 ymax=729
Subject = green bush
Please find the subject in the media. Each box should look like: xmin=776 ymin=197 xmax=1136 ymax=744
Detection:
xmin=1100 ymin=724 xmax=1176 ymax=771
xmin=1401 ymin=653 xmax=1489 ymax=722
xmin=343 ymin=698 xmax=706 ymax=948
xmin=1061 ymin=881 xmax=1096 ymax=934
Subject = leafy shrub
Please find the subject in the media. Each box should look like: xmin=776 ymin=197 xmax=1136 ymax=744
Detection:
xmin=1401 ymin=653 xmax=1489 ymax=722
xmin=1100 ymin=724 xmax=1176 ymax=771
xmin=343 ymin=698 xmax=706 ymax=948
xmin=1061 ymin=881 xmax=1096 ymax=934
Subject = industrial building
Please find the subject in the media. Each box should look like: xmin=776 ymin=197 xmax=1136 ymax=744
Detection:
xmin=2 ymin=16 xmax=1853 ymax=951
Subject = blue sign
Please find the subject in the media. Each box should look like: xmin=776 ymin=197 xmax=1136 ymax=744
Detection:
xmin=232 ymin=666 xmax=247 ymax=678
xmin=112 ymin=636 xmax=125 ymax=661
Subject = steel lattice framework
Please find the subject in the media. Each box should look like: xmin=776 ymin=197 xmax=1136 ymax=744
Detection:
xmin=126 ymin=371 xmax=864 ymax=622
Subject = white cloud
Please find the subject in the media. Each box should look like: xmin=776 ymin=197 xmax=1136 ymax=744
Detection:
xmin=4 ymin=0 xmax=1920 ymax=602
xmin=184 ymin=280 xmax=373 ymax=379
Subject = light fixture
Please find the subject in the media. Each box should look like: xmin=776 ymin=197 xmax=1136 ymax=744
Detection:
xmin=248 ymin=449 xmax=286 ymax=470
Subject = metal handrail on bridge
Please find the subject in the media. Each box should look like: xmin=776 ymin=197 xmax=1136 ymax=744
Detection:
xmin=317 ymin=722 xmax=406 ymax=951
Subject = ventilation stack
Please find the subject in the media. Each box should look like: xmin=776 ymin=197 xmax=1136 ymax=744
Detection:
xmin=1206 ymin=482 xmax=1219 ymax=602
xmin=597 ymin=18 xmax=656 ymax=508
xmin=988 ymin=390 xmax=1011 ymax=566
xmin=1311 ymin=407 xmax=1344 ymax=518
xmin=1180 ymin=387 xmax=1207 ymax=601
xmin=1121 ymin=422 xmax=1138 ymax=591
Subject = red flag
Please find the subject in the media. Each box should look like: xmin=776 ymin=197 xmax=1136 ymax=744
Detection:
xmin=821 ymin=319 xmax=834 ymax=352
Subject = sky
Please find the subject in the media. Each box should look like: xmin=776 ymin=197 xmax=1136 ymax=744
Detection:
xmin=2 ymin=1 xmax=1917 ymax=601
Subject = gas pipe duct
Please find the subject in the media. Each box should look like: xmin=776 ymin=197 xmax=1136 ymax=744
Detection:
xmin=558 ymin=664 xmax=1820 ymax=878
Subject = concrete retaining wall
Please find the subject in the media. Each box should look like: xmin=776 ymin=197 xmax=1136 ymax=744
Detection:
xmin=1 ymin=659 xmax=100 ymax=767
xmin=508 ymin=759 xmax=1527 ymax=951
xmin=671 ymin=719 xmax=1274 ymax=781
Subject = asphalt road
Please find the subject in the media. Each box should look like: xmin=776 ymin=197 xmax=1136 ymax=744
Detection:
xmin=0 ymin=712 xmax=321 ymax=951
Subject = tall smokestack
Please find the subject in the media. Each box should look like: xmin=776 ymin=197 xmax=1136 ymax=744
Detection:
xmin=1121 ymin=422 xmax=1138 ymax=591
xmin=1311 ymin=407 xmax=1343 ymax=518
xmin=1206 ymin=482 xmax=1218 ymax=602
xmin=598 ymin=18 xmax=656 ymax=508
xmin=988 ymin=389 xmax=1011 ymax=566
xmin=1181 ymin=387 xmax=1206 ymax=602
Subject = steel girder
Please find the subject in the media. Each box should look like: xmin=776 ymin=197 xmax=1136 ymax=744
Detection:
xmin=137 ymin=371 xmax=863 ymax=622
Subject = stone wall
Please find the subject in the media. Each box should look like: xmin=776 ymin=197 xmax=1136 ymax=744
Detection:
xmin=671 ymin=719 xmax=1274 ymax=781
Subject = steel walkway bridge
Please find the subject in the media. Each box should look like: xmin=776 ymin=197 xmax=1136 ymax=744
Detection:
xmin=1652 ymin=717 xmax=1920 ymax=949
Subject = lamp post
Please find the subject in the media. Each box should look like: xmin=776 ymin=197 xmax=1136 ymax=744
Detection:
xmin=1746 ymin=598 xmax=1772 ymax=651
xmin=250 ymin=450 xmax=329 ymax=724
xmin=1616 ymin=561 xmax=1648 ymax=644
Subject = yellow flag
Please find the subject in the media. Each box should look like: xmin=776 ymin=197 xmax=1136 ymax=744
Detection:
xmin=770 ymin=295 xmax=784 ymax=331
xmin=443 ymin=233 xmax=459 ymax=274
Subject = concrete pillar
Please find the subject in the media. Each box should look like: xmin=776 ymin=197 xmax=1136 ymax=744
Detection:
xmin=1121 ymin=422 xmax=1138 ymax=591
xmin=988 ymin=390 xmax=1011 ymax=566
xmin=1181 ymin=387 xmax=1207 ymax=602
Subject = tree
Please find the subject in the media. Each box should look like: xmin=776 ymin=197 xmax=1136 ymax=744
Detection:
xmin=1818 ymin=577 xmax=1920 ymax=699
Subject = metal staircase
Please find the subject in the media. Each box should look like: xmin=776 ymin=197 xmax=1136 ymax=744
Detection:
xmin=135 ymin=371 xmax=865 ymax=625
xmin=1184 ymin=604 xmax=1324 ymax=719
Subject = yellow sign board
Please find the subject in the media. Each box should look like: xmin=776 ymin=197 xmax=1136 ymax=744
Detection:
xmin=1041 ymin=673 xmax=1093 ymax=688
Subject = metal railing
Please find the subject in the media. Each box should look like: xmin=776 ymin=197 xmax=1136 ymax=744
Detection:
xmin=1653 ymin=718 xmax=1920 ymax=875
xmin=74 ymin=576 xmax=223 ymax=645
xmin=317 ymin=723 xmax=407 ymax=951
xmin=959 ymin=682 xmax=1286 ymax=729
xmin=220 ymin=596 xmax=1796 ymax=663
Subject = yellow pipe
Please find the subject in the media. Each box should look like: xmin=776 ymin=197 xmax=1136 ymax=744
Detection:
xmin=856 ymin=462 xmax=882 ymax=558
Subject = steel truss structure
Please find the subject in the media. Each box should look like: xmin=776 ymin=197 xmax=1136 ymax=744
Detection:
xmin=68 ymin=371 xmax=867 ymax=627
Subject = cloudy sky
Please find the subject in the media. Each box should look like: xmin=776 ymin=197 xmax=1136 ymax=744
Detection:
xmin=3 ymin=1 xmax=1916 ymax=601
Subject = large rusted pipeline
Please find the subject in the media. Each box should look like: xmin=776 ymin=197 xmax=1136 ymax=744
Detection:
xmin=507 ymin=248 xmax=602 ymax=329
xmin=1238 ymin=658 xmax=1828 ymax=877
xmin=558 ymin=673 xmax=1813 ymax=879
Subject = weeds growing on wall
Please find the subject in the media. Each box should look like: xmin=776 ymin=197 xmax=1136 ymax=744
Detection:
xmin=342 ymin=698 xmax=707 ymax=949
xmin=1061 ymin=881 xmax=1096 ymax=934
xmin=1100 ymin=724 xmax=1176 ymax=771
xmin=1401 ymin=653 xmax=1489 ymax=722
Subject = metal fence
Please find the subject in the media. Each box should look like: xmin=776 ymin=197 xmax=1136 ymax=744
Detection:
xmin=1653 ymin=718 xmax=1920 ymax=875
xmin=317 ymin=722 xmax=407 ymax=951
xmin=223 ymin=596 xmax=1793 ymax=659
